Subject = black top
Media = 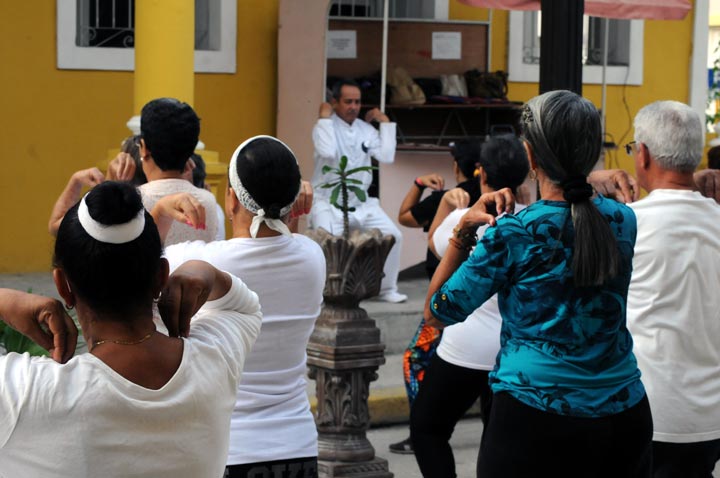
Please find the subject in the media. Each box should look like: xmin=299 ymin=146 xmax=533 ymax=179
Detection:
xmin=409 ymin=179 xmax=480 ymax=278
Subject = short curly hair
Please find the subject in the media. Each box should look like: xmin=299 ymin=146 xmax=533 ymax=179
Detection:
xmin=140 ymin=98 xmax=200 ymax=172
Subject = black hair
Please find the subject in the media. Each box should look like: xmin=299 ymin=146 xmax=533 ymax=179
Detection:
xmin=331 ymin=79 xmax=361 ymax=100
xmin=190 ymin=153 xmax=207 ymax=188
xmin=450 ymin=138 xmax=483 ymax=180
xmin=232 ymin=138 xmax=301 ymax=219
xmin=708 ymin=145 xmax=720 ymax=170
xmin=140 ymin=98 xmax=200 ymax=172
xmin=53 ymin=181 xmax=163 ymax=316
xmin=478 ymin=134 xmax=529 ymax=194
xmin=120 ymin=134 xmax=147 ymax=186
xmin=523 ymin=90 xmax=617 ymax=287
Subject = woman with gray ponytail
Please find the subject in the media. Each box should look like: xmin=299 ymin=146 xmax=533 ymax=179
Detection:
xmin=424 ymin=90 xmax=651 ymax=478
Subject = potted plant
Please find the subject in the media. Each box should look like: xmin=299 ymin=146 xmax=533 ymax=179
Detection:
xmin=305 ymin=156 xmax=394 ymax=477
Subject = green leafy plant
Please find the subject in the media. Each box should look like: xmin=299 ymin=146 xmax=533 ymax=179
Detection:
xmin=707 ymin=40 xmax=720 ymax=128
xmin=320 ymin=155 xmax=377 ymax=240
xmin=0 ymin=323 xmax=50 ymax=356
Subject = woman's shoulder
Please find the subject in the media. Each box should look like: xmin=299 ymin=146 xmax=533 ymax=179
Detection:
xmin=593 ymin=195 xmax=637 ymax=228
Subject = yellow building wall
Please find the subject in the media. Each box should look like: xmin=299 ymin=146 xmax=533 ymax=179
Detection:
xmin=449 ymin=1 xmax=697 ymax=173
xmin=0 ymin=1 xmax=279 ymax=272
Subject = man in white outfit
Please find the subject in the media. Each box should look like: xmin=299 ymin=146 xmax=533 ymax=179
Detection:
xmin=309 ymin=79 xmax=406 ymax=303
xmin=626 ymin=100 xmax=720 ymax=478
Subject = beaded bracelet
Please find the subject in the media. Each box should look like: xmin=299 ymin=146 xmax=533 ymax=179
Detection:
xmin=452 ymin=225 xmax=477 ymax=250
xmin=448 ymin=236 xmax=473 ymax=252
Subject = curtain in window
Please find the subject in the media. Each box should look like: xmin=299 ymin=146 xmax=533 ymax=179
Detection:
xmin=458 ymin=0 xmax=691 ymax=20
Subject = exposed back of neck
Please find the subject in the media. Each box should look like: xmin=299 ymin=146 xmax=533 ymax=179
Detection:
xmin=643 ymin=166 xmax=695 ymax=193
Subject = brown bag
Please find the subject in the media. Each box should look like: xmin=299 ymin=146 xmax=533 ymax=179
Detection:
xmin=464 ymin=69 xmax=508 ymax=99
xmin=387 ymin=67 xmax=426 ymax=105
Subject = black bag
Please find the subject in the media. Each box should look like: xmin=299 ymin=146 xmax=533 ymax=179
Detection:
xmin=464 ymin=69 xmax=508 ymax=99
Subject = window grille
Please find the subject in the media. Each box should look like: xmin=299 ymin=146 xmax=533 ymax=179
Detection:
xmin=329 ymin=0 xmax=436 ymax=20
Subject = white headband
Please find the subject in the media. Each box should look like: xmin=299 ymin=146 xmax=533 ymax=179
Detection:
xmin=77 ymin=194 xmax=145 ymax=244
xmin=229 ymin=135 xmax=301 ymax=238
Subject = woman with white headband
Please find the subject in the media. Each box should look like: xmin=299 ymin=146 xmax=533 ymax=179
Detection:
xmin=0 ymin=180 xmax=262 ymax=477
xmin=163 ymin=135 xmax=326 ymax=477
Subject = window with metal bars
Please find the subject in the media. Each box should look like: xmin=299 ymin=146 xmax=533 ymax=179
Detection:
xmin=328 ymin=0 xmax=436 ymax=20
xmin=521 ymin=12 xmax=630 ymax=67
xmin=75 ymin=0 xmax=217 ymax=50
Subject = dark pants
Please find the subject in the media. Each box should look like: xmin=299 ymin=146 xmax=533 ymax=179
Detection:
xmin=225 ymin=456 xmax=318 ymax=478
xmin=477 ymin=392 xmax=653 ymax=478
xmin=410 ymin=354 xmax=492 ymax=478
xmin=653 ymin=439 xmax=720 ymax=478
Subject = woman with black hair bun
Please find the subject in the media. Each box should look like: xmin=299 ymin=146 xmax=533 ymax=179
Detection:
xmin=162 ymin=136 xmax=326 ymax=478
xmin=424 ymin=90 xmax=652 ymax=478
xmin=0 ymin=180 xmax=262 ymax=477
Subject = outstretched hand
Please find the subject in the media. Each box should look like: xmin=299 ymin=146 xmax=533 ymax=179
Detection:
xmin=458 ymin=188 xmax=516 ymax=231
xmin=0 ymin=289 xmax=78 ymax=363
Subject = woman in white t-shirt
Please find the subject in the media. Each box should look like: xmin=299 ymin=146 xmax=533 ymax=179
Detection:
xmin=0 ymin=181 xmax=262 ymax=478
xmin=409 ymin=134 xmax=529 ymax=478
xmin=163 ymin=136 xmax=326 ymax=478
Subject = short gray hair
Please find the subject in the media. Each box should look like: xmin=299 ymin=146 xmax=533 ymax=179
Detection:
xmin=634 ymin=100 xmax=704 ymax=173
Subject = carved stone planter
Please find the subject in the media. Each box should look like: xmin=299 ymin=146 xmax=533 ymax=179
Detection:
xmin=305 ymin=228 xmax=395 ymax=478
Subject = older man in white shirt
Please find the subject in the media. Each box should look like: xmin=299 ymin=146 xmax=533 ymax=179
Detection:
xmin=626 ymin=100 xmax=720 ymax=478
xmin=309 ymin=79 xmax=406 ymax=303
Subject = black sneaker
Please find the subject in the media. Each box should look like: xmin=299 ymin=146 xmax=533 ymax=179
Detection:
xmin=388 ymin=436 xmax=414 ymax=455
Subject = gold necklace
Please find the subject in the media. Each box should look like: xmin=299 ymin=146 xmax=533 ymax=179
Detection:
xmin=90 ymin=332 xmax=154 ymax=352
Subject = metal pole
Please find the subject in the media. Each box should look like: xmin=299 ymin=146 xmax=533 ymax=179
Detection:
xmin=380 ymin=0 xmax=389 ymax=112
xmin=601 ymin=17 xmax=609 ymax=140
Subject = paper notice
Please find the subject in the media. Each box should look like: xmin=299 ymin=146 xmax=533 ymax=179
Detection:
xmin=432 ymin=31 xmax=462 ymax=60
xmin=327 ymin=30 xmax=357 ymax=59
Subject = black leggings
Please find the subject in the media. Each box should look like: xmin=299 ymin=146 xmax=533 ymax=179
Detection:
xmin=477 ymin=392 xmax=653 ymax=478
xmin=410 ymin=354 xmax=492 ymax=478
xmin=652 ymin=439 xmax=720 ymax=478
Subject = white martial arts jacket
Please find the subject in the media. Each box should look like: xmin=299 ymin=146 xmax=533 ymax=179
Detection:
xmin=311 ymin=113 xmax=396 ymax=208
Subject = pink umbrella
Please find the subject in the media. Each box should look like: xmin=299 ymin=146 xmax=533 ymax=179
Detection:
xmin=458 ymin=0 xmax=691 ymax=20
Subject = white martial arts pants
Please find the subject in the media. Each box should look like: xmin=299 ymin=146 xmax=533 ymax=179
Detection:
xmin=309 ymin=197 xmax=402 ymax=296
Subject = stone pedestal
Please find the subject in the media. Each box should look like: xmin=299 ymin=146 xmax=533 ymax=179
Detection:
xmin=306 ymin=228 xmax=395 ymax=478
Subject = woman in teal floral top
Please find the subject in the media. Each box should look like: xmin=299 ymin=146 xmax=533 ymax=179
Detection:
xmin=424 ymin=90 xmax=652 ymax=478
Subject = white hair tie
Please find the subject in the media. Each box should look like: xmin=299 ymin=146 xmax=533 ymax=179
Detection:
xmin=77 ymin=194 xmax=145 ymax=244
xmin=229 ymin=135 xmax=301 ymax=239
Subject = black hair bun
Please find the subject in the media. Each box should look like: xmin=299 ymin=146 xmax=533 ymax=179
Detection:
xmin=85 ymin=181 xmax=144 ymax=226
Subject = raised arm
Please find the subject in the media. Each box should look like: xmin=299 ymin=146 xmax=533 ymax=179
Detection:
xmin=150 ymin=193 xmax=207 ymax=245
xmin=313 ymin=103 xmax=339 ymax=161
xmin=0 ymin=289 xmax=78 ymax=363
xmin=364 ymin=108 xmax=396 ymax=164
xmin=398 ymin=174 xmax=445 ymax=227
xmin=427 ymin=188 xmax=472 ymax=257
xmin=157 ymin=260 xmax=232 ymax=338
xmin=694 ymin=169 xmax=720 ymax=203
xmin=587 ymin=169 xmax=640 ymax=204
xmin=49 ymin=168 xmax=105 ymax=236
xmin=424 ymin=189 xmax=514 ymax=329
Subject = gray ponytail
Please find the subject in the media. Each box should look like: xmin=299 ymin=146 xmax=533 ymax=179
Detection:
xmin=523 ymin=90 xmax=618 ymax=287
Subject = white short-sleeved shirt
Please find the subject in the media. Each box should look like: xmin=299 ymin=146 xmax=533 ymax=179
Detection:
xmin=432 ymin=205 xmax=526 ymax=370
xmin=628 ymin=189 xmax=720 ymax=443
xmin=0 ymin=275 xmax=261 ymax=478
xmin=165 ymin=234 xmax=326 ymax=465
xmin=139 ymin=179 xmax=219 ymax=245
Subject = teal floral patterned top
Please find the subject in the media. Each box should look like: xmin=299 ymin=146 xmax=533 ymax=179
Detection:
xmin=430 ymin=196 xmax=645 ymax=417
